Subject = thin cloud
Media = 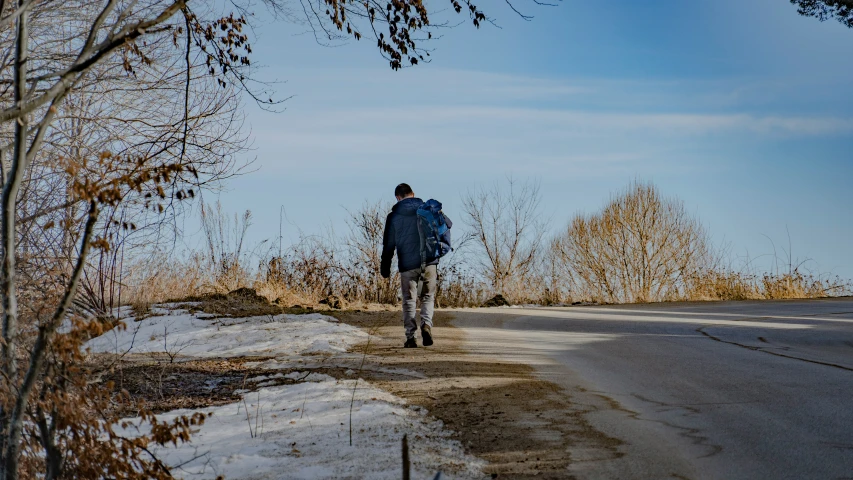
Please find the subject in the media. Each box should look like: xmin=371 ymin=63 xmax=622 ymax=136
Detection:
xmin=255 ymin=105 xmax=853 ymax=139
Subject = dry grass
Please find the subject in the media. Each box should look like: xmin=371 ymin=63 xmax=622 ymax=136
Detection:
xmin=761 ymin=271 xmax=850 ymax=299
xmin=118 ymin=189 xmax=851 ymax=311
xmin=684 ymin=269 xmax=850 ymax=302
xmin=685 ymin=270 xmax=761 ymax=301
xmin=122 ymin=255 xmax=851 ymax=311
xmin=119 ymin=253 xmax=208 ymax=308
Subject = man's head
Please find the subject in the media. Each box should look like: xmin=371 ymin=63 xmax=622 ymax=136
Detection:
xmin=394 ymin=183 xmax=414 ymax=201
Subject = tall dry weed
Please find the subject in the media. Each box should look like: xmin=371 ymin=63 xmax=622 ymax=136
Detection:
xmin=684 ymin=269 xmax=761 ymax=301
xmin=761 ymin=271 xmax=850 ymax=299
xmin=120 ymin=252 xmax=208 ymax=306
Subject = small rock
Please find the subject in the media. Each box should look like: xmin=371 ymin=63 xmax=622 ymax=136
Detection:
xmin=482 ymin=294 xmax=510 ymax=307
xmin=319 ymin=295 xmax=346 ymax=309
xmin=227 ymin=287 xmax=267 ymax=303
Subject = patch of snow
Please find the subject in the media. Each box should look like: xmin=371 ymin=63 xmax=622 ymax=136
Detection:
xmin=124 ymin=378 xmax=484 ymax=479
xmin=86 ymin=312 xmax=368 ymax=358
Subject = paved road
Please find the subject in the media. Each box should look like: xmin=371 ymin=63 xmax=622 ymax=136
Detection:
xmin=451 ymin=299 xmax=853 ymax=480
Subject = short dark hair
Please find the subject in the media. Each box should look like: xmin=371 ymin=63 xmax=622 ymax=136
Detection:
xmin=394 ymin=183 xmax=413 ymax=198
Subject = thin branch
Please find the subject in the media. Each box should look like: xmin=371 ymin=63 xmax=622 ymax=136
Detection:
xmin=0 ymin=0 xmax=186 ymax=124
xmin=0 ymin=0 xmax=37 ymax=31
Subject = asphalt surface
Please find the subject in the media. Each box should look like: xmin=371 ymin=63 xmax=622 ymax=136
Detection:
xmin=450 ymin=298 xmax=853 ymax=480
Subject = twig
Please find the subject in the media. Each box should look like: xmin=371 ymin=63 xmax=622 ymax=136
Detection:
xmin=349 ymin=331 xmax=373 ymax=446
xmin=242 ymin=397 xmax=254 ymax=438
xmin=402 ymin=434 xmax=410 ymax=480
xmin=254 ymin=391 xmax=261 ymax=437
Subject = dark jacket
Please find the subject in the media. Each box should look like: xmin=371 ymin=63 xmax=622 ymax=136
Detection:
xmin=381 ymin=197 xmax=438 ymax=277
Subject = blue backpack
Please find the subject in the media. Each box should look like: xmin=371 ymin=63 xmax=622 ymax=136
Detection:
xmin=416 ymin=199 xmax=452 ymax=266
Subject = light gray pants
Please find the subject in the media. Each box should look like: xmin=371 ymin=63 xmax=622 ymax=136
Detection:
xmin=400 ymin=265 xmax=437 ymax=340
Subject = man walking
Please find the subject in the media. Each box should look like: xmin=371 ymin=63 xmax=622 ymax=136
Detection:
xmin=380 ymin=183 xmax=448 ymax=348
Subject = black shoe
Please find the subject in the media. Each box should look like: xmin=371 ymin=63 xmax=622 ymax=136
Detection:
xmin=421 ymin=324 xmax=433 ymax=347
xmin=403 ymin=337 xmax=418 ymax=348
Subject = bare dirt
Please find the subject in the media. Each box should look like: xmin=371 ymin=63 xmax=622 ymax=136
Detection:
xmin=97 ymin=357 xmax=360 ymax=415
xmin=334 ymin=310 xmax=623 ymax=479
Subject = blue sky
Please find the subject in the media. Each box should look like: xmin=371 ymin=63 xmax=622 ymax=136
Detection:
xmin=201 ymin=0 xmax=853 ymax=279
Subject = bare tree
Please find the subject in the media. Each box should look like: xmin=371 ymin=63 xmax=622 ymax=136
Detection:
xmin=0 ymin=1 xmax=263 ymax=477
xmin=540 ymin=236 xmax=569 ymax=304
xmin=345 ymin=200 xmax=398 ymax=304
xmin=553 ymin=181 xmax=711 ymax=304
xmin=23 ymin=4 xmax=248 ymax=316
xmin=461 ymin=178 xmax=545 ymax=303
xmin=434 ymin=231 xmax=485 ymax=307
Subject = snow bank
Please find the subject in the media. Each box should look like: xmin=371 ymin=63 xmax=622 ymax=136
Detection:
xmin=86 ymin=311 xmax=368 ymax=358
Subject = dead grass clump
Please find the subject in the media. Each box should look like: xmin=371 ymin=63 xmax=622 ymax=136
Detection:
xmin=683 ymin=269 xmax=851 ymax=301
xmin=121 ymin=252 xmax=209 ymax=309
xmin=685 ymin=270 xmax=761 ymax=301
xmin=437 ymin=264 xmax=488 ymax=307
xmin=254 ymin=280 xmax=313 ymax=307
xmin=176 ymin=288 xmax=285 ymax=318
xmin=761 ymin=271 xmax=850 ymax=299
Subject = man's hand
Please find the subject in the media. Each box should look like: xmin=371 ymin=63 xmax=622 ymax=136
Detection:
xmin=380 ymin=266 xmax=390 ymax=279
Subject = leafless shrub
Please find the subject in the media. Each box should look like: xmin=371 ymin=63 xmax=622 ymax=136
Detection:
xmin=432 ymin=231 xmax=482 ymax=307
xmin=19 ymin=0 xmax=249 ymax=317
xmin=539 ymin=240 xmax=570 ymax=305
xmin=554 ymin=181 xmax=712 ymax=304
xmin=258 ymin=201 xmax=402 ymax=307
xmin=119 ymin=200 xmax=261 ymax=307
xmin=344 ymin=200 xmax=398 ymax=304
xmin=461 ymin=178 xmax=545 ymax=304
xmin=555 ymin=182 xmax=851 ymax=304
xmin=262 ymin=231 xmax=345 ymax=304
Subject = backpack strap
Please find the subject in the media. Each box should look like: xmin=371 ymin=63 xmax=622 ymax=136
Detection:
xmin=416 ymin=208 xmax=426 ymax=272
